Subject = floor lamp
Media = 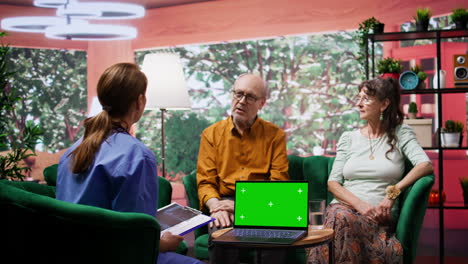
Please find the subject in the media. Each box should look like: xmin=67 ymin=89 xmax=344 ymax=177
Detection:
xmin=141 ymin=53 xmax=191 ymax=178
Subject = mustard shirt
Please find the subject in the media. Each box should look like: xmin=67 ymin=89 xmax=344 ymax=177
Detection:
xmin=196 ymin=116 xmax=289 ymax=210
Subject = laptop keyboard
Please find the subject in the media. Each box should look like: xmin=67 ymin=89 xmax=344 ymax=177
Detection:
xmin=233 ymin=228 xmax=304 ymax=239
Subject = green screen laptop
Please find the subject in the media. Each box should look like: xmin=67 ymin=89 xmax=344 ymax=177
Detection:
xmin=213 ymin=181 xmax=309 ymax=245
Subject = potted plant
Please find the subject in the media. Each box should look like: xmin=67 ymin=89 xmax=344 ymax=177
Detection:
xmin=355 ymin=17 xmax=385 ymax=76
xmin=410 ymin=64 xmax=427 ymax=89
xmin=414 ymin=7 xmax=432 ymax=31
xmin=408 ymin=102 xmax=418 ymax=119
xmin=441 ymin=120 xmax=464 ymax=148
xmin=377 ymin=57 xmax=403 ymax=80
xmin=0 ymin=32 xmax=44 ymax=181
xmin=460 ymin=177 xmax=468 ymax=205
xmin=450 ymin=8 xmax=468 ymax=30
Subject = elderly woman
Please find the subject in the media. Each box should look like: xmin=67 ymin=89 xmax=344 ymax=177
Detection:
xmin=308 ymin=77 xmax=433 ymax=263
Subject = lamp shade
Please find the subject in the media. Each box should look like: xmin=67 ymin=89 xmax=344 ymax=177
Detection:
xmin=141 ymin=53 xmax=192 ymax=110
xmin=88 ymin=96 xmax=102 ymax=117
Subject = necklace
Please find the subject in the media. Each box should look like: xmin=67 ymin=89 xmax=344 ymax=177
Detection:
xmin=368 ymin=136 xmax=376 ymax=160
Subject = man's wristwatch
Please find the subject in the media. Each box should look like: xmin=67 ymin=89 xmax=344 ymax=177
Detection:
xmin=386 ymin=185 xmax=401 ymax=200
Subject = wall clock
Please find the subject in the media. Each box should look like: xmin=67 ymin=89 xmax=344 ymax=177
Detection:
xmin=399 ymin=71 xmax=419 ymax=90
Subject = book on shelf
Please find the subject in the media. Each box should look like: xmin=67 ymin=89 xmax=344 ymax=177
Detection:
xmin=156 ymin=202 xmax=215 ymax=236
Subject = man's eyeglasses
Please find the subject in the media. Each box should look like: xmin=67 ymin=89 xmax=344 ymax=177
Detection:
xmin=354 ymin=96 xmax=374 ymax=105
xmin=232 ymin=90 xmax=260 ymax=104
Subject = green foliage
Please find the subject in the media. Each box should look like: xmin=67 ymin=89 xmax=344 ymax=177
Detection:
xmin=165 ymin=112 xmax=210 ymax=176
xmin=410 ymin=65 xmax=427 ymax=81
xmin=415 ymin=8 xmax=432 ymax=22
xmin=443 ymin=120 xmax=464 ymax=133
xmin=460 ymin=177 xmax=468 ymax=190
xmin=354 ymin=17 xmax=384 ymax=76
xmin=377 ymin=57 xmax=403 ymax=74
xmin=408 ymin=102 xmax=418 ymax=113
xmin=450 ymin=8 xmax=468 ymax=23
xmin=6 ymin=47 xmax=87 ymax=152
xmin=0 ymin=32 xmax=44 ymax=181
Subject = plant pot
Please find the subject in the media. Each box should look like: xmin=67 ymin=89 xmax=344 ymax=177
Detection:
xmin=381 ymin=73 xmax=400 ymax=81
xmin=373 ymin=23 xmax=385 ymax=34
xmin=408 ymin=112 xmax=417 ymax=119
xmin=416 ymin=21 xmax=429 ymax=31
xmin=463 ymin=190 xmax=468 ymax=206
xmin=416 ymin=81 xmax=426 ymax=89
xmin=441 ymin=132 xmax=460 ymax=148
xmin=454 ymin=21 xmax=467 ymax=30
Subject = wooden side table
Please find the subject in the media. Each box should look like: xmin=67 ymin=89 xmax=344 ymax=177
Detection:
xmin=211 ymin=225 xmax=334 ymax=264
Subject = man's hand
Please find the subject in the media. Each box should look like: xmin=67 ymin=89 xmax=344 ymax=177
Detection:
xmin=160 ymin=232 xmax=183 ymax=252
xmin=210 ymin=210 xmax=234 ymax=228
xmin=210 ymin=199 xmax=234 ymax=213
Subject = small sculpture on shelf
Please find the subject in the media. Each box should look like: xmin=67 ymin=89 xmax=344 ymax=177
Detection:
xmin=377 ymin=57 xmax=403 ymax=80
xmin=460 ymin=177 xmax=468 ymax=206
xmin=414 ymin=7 xmax=432 ymax=31
xmin=450 ymin=8 xmax=468 ymax=30
xmin=408 ymin=102 xmax=418 ymax=119
xmin=441 ymin=119 xmax=464 ymax=148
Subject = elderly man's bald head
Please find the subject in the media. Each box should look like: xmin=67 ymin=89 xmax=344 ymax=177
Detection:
xmin=234 ymin=74 xmax=268 ymax=98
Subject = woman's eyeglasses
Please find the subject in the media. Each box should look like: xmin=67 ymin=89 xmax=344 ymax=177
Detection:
xmin=232 ymin=90 xmax=260 ymax=104
xmin=354 ymin=96 xmax=374 ymax=105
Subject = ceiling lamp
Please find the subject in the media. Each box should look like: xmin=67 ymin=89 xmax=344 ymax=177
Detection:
xmin=1 ymin=16 xmax=87 ymax=33
xmin=46 ymin=24 xmax=137 ymax=41
xmin=1 ymin=0 xmax=145 ymax=41
xmin=33 ymin=0 xmax=68 ymax=8
xmin=74 ymin=2 xmax=145 ymax=20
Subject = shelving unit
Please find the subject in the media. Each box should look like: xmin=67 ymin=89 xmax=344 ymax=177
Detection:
xmin=366 ymin=29 xmax=468 ymax=264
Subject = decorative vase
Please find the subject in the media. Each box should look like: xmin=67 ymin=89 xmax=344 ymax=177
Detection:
xmin=416 ymin=21 xmax=429 ymax=31
xmin=381 ymin=73 xmax=400 ymax=81
xmin=432 ymin=70 xmax=446 ymax=89
xmin=417 ymin=81 xmax=426 ymax=89
xmin=441 ymin=132 xmax=461 ymax=147
xmin=429 ymin=189 xmax=446 ymax=206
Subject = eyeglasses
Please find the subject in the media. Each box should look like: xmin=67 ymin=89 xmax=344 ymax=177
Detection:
xmin=232 ymin=90 xmax=261 ymax=104
xmin=354 ymin=96 xmax=374 ymax=105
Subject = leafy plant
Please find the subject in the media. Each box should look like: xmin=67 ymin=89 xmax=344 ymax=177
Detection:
xmin=410 ymin=64 xmax=427 ymax=81
xmin=354 ymin=17 xmax=384 ymax=76
xmin=0 ymin=32 xmax=44 ymax=181
xmin=460 ymin=177 xmax=468 ymax=188
xmin=450 ymin=8 xmax=468 ymax=23
xmin=408 ymin=102 xmax=418 ymax=114
xmin=377 ymin=57 xmax=403 ymax=74
xmin=415 ymin=8 xmax=432 ymax=23
xmin=443 ymin=120 xmax=464 ymax=133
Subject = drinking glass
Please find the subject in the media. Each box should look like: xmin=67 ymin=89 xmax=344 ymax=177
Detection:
xmin=309 ymin=199 xmax=325 ymax=229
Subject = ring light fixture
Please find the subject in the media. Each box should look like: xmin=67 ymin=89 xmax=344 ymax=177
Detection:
xmin=1 ymin=0 xmax=145 ymax=41
xmin=46 ymin=24 xmax=137 ymax=41
xmin=1 ymin=16 xmax=87 ymax=33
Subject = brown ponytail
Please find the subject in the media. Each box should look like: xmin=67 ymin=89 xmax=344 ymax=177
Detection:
xmin=70 ymin=63 xmax=147 ymax=173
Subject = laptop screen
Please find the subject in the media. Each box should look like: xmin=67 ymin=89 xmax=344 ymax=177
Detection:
xmin=234 ymin=181 xmax=308 ymax=229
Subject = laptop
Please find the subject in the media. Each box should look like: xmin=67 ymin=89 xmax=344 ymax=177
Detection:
xmin=212 ymin=181 xmax=309 ymax=245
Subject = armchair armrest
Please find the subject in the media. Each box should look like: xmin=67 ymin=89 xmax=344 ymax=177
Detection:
xmin=396 ymin=174 xmax=434 ymax=264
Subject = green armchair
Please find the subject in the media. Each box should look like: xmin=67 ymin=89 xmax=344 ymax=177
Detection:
xmin=184 ymin=155 xmax=434 ymax=264
xmin=0 ymin=180 xmax=160 ymax=264
xmin=40 ymin=163 xmax=188 ymax=255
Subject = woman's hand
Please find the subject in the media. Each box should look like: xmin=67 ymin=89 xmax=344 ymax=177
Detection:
xmin=375 ymin=197 xmax=395 ymax=224
xmin=355 ymin=200 xmax=379 ymax=222
xmin=160 ymin=232 xmax=183 ymax=252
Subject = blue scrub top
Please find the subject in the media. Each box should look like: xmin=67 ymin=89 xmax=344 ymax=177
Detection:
xmin=57 ymin=131 xmax=158 ymax=217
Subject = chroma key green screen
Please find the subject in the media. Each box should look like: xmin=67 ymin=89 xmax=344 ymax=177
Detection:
xmin=234 ymin=181 xmax=308 ymax=228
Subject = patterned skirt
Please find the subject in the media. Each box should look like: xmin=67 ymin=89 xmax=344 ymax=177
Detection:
xmin=306 ymin=203 xmax=403 ymax=264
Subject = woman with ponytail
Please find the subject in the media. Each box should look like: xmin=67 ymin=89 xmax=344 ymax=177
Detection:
xmin=307 ymin=77 xmax=433 ymax=263
xmin=57 ymin=63 xmax=202 ymax=264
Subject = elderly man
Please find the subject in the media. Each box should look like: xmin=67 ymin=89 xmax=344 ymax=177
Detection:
xmin=196 ymin=73 xmax=289 ymax=263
